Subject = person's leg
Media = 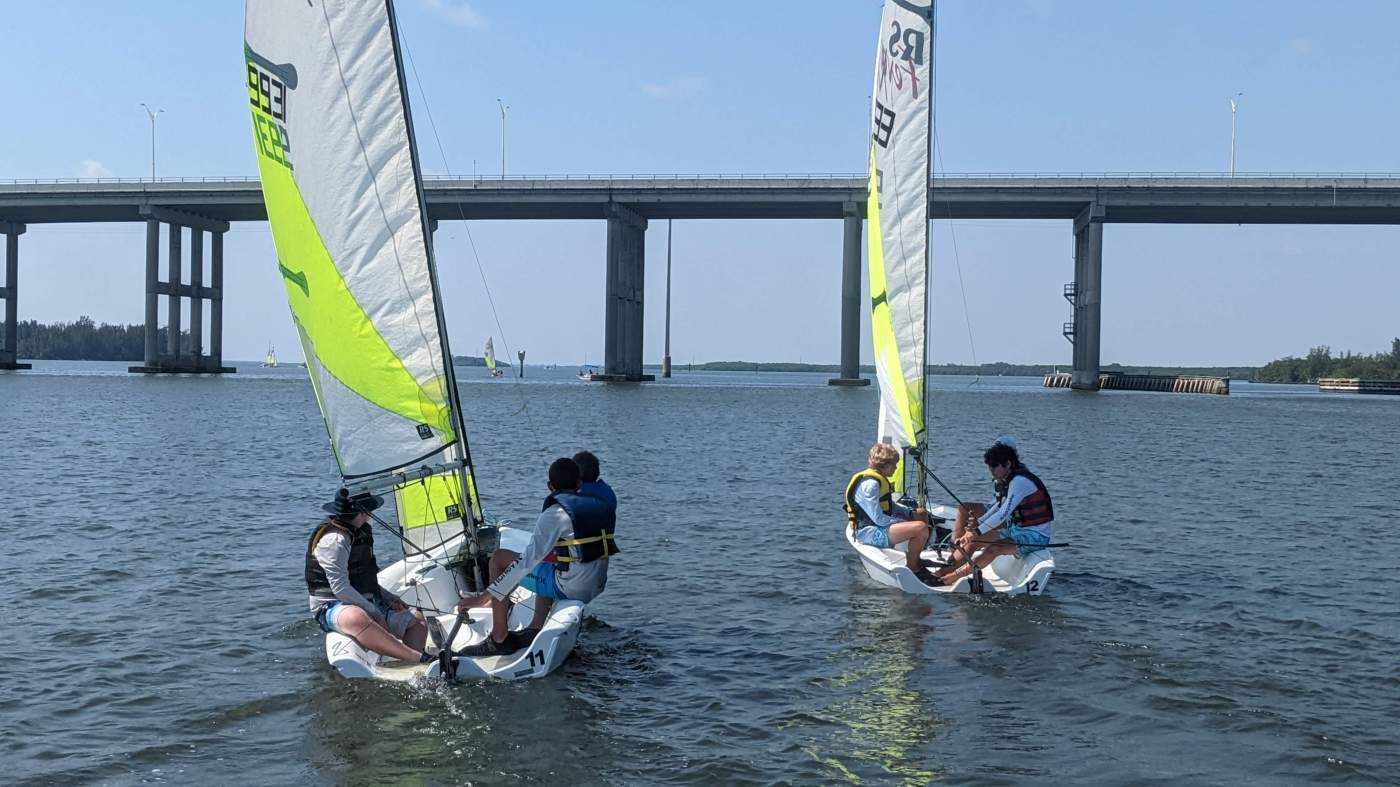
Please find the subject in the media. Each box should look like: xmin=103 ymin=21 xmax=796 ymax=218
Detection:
xmin=489 ymin=595 xmax=510 ymax=643
xmin=335 ymin=605 xmax=425 ymax=663
xmin=946 ymin=504 xmax=985 ymax=567
xmin=529 ymin=597 xmax=555 ymax=630
xmin=940 ymin=541 xmax=1016 ymax=584
xmin=401 ymin=613 xmax=428 ymax=650
xmin=887 ymin=520 xmax=931 ymax=570
xmin=489 ymin=549 xmax=518 ymax=582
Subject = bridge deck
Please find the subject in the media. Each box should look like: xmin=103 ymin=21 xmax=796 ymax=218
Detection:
xmin=3 ymin=176 xmax=1400 ymax=224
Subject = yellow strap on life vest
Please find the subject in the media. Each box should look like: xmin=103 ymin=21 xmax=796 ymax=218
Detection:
xmin=554 ymin=533 xmax=615 ymax=562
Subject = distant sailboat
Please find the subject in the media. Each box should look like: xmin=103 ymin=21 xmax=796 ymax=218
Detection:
xmin=484 ymin=337 xmax=504 ymax=378
xmin=261 ymin=344 xmax=278 ymax=367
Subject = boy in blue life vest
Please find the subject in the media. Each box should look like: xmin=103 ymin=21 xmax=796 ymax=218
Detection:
xmin=844 ymin=442 xmax=940 ymax=584
xmin=930 ymin=439 xmax=1054 ymax=586
xmin=455 ymin=456 xmax=618 ymax=656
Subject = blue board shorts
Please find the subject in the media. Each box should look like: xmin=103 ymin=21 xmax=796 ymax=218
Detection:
xmin=521 ymin=561 xmax=570 ymax=600
xmin=1001 ymin=525 xmax=1050 ymax=558
xmin=855 ymin=525 xmax=892 ymax=549
xmin=315 ymin=596 xmax=415 ymax=639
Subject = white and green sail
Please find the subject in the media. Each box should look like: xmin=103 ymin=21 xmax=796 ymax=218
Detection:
xmin=868 ymin=0 xmax=933 ymax=492
xmin=246 ymin=0 xmax=483 ymax=550
xmin=484 ymin=337 xmax=498 ymax=375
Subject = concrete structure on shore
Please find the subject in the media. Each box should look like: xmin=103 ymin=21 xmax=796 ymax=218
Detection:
xmin=5 ymin=174 xmax=1400 ymax=383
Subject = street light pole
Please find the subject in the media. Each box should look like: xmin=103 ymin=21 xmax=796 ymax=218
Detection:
xmin=496 ymin=98 xmax=509 ymax=177
xmin=140 ymin=103 xmax=164 ymax=180
xmin=1229 ymin=93 xmax=1242 ymax=177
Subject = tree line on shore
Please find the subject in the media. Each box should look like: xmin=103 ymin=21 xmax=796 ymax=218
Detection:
xmin=15 ymin=317 xmax=189 ymax=360
xmin=1253 ymin=339 xmax=1400 ymax=383
xmin=14 ymin=319 xmax=1400 ymax=382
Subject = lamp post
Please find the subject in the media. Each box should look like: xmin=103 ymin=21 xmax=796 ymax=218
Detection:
xmin=140 ymin=103 xmax=164 ymax=180
xmin=1228 ymin=93 xmax=1242 ymax=177
xmin=496 ymin=98 xmax=509 ymax=177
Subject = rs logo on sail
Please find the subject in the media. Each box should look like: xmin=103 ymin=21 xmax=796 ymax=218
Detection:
xmin=246 ymin=44 xmax=297 ymax=171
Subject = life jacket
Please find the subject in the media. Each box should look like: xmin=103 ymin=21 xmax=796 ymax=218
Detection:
xmin=304 ymin=519 xmax=381 ymax=600
xmin=843 ymin=469 xmax=893 ymax=530
xmin=1008 ymin=466 xmax=1054 ymax=527
xmin=543 ymin=490 xmax=619 ymax=570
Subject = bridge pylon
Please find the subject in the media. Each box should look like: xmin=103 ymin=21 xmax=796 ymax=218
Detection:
xmin=0 ymin=221 xmax=29 ymax=370
xmin=128 ymin=207 xmax=235 ymax=374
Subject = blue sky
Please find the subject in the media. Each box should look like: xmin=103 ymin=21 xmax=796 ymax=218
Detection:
xmin=5 ymin=0 xmax=1399 ymax=365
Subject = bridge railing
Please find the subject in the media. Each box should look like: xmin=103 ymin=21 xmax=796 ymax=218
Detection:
xmin=7 ymin=171 xmax=1400 ymax=185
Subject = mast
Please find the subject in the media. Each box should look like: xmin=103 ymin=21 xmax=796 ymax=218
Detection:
xmin=383 ymin=0 xmax=485 ymax=587
xmin=917 ymin=0 xmax=936 ymax=507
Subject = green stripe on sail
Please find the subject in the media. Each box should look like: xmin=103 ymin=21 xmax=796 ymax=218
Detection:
xmin=394 ymin=470 xmax=481 ymax=530
xmin=395 ymin=472 xmax=462 ymax=529
xmin=248 ymin=106 xmax=454 ymax=447
xmin=867 ymin=146 xmax=923 ymax=459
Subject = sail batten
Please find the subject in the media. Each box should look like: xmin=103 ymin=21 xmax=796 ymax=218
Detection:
xmin=868 ymin=0 xmax=934 ymax=491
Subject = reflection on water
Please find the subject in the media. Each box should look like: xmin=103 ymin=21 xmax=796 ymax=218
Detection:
xmin=788 ymin=588 xmax=944 ymax=785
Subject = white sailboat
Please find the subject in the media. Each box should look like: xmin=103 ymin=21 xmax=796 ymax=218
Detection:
xmin=246 ymin=0 xmax=582 ymax=679
xmin=844 ymin=0 xmax=1053 ymax=596
xmin=483 ymin=337 xmax=504 ymax=378
xmin=261 ymin=344 xmax=278 ymax=367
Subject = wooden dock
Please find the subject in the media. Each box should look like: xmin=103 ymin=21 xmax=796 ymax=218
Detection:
xmin=1044 ymin=372 xmax=1230 ymax=395
xmin=1317 ymin=378 xmax=1400 ymax=395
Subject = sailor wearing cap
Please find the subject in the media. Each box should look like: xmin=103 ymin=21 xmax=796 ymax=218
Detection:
xmin=305 ymin=488 xmax=434 ymax=664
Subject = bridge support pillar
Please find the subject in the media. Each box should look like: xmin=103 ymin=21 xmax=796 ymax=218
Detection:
xmin=829 ymin=202 xmax=869 ymax=386
xmin=0 ymin=221 xmax=30 ymax=370
xmin=598 ymin=203 xmax=653 ymax=382
xmin=1070 ymin=203 xmax=1105 ymax=391
xmin=130 ymin=207 xmax=235 ymax=374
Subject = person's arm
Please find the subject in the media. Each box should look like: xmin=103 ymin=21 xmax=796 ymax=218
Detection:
xmin=976 ymin=477 xmax=1035 ymax=534
xmin=485 ymin=506 xmax=572 ymax=601
xmin=313 ymin=532 xmax=382 ymax=620
xmin=854 ymin=479 xmax=901 ymax=527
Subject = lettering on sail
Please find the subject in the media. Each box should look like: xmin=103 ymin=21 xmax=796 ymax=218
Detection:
xmin=246 ymin=47 xmax=298 ymax=171
xmin=872 ymin=19 xmax=927 ymax=148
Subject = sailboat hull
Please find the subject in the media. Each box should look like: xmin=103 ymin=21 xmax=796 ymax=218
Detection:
xmin=322 ymin=526 xmax=586 ymax=681
xmin=845 ymin=505 xmax=1055 ymax=596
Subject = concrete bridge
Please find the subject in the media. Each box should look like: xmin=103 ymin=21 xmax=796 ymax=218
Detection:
xmin=4 ymin=174 xmax=1400 ymax=386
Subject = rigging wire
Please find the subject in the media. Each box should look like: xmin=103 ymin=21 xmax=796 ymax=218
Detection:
xmin=398 ymin=31 xmax=544 ymax=450
xmin=929 ymin=1 xmax=980 ymax=387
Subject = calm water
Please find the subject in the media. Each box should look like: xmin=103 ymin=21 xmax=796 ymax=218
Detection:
xmin=3 ymin=362 xmax=1398 ymax=785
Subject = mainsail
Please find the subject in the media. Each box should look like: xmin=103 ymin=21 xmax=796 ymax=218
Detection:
xmin=246 ymin=0 xmax=484 ymax=558
xmin=484 ymin=337 xmax=498 ymax=375
xmin=868 ymin=0 xmax=934 ymax=494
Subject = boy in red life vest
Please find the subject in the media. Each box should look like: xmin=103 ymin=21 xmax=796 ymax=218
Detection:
xmin=930 ymin=440 xmax=1054 ymax=586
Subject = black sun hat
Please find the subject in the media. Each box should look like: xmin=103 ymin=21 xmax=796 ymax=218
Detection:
xmin=322 ymin=487 xmax=384 ymax=518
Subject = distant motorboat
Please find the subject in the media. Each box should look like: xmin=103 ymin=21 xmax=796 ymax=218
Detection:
xmin=577 ymin=364 xmax=599 ymax=381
